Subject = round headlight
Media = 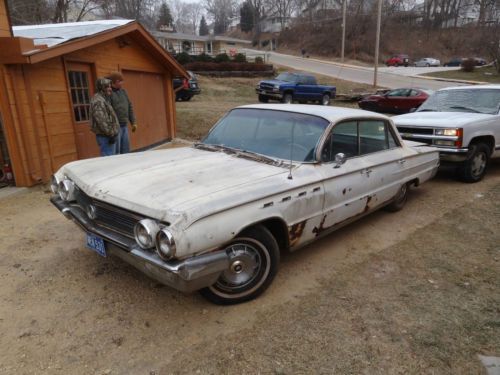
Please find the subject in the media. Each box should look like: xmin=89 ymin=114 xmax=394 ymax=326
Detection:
xmin=50 ymin=175 xmax=59 ymax=194
xmin=134 ymin=219 xmax=160 ymax=249
xmin=156 ymin=228 xmax=176 ymax=260
xmin=58 ymin=179 xmax=75 ymax=201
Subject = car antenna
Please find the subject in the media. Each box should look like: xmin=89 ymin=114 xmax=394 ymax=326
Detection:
xmin=288 ymin=121 xmax=296 ymax=180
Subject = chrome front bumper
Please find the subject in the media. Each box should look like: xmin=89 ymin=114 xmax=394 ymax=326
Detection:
xmin=256 ymin=88 xmax=282 ymax=99
xmin=50 ymin=196 xmax=229 ymax=293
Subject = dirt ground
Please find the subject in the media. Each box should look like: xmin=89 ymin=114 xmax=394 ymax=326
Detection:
xmin=0 ymin=159 xmax=499 ymax=374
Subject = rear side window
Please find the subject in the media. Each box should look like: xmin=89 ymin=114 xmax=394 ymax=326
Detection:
xmin=321 ymin=120 xmax=400 ymax=162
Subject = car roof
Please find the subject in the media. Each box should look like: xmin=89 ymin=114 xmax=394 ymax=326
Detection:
xmin=438 ymin=84 xmax=500 ymax=91
xmin=236 ymin=104 xmax=390 ymax=123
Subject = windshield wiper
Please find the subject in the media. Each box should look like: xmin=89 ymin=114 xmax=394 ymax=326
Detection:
xmin=194 ymin=143 xmax=237 ymax=153
xmin=448 ymin=106 xmax=481 ymax=113
xmin=236 ymin=149 xmax=282 ymax=165
xmin=418 ymin=109 xmax=436 ymax=112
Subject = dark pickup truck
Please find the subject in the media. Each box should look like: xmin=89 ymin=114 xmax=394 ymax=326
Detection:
xmin=173 ymin=70 xmax=201 ymax=101
xmin=256 ymin=72 xmax=336 ymax=105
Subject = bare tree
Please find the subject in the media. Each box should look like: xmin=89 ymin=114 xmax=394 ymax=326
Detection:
xmin=7 ymin=0 xmax=52 ymax=24
xmin=204 ymin=0 xmax=236 ymax=34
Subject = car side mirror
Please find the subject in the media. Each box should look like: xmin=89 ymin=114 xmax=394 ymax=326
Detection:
xmin=333 ymin=153 xmax=346 ymax=168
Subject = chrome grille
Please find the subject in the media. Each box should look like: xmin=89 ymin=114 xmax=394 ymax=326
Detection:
xmin=397 ymin=126 xmax=434 ymax=135
xmin=74 ymin=188 xmax=142 ymax=238
xmin=260 ymin=83 xmax=275 ymax=90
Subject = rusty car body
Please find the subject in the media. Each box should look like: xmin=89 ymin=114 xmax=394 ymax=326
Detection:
xmin=51 ymin=104 xmax=439 ymax=304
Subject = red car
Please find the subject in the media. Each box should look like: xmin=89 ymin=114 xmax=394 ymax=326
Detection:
xmin=358 ymin=88 xmax=433 ymax=114
xmin=386 ymin=54 xmax=410 ymax=67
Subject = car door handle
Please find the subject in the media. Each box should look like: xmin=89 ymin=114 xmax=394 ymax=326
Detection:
xmin=398 ymin=159 xmax=407 ymax=164
xmin=360 ymin=168 xmax=373 ymax=176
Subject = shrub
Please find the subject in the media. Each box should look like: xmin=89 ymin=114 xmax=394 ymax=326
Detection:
xmin=255 ymin=56 xmax=264 ymax=64
xmin=233 ymin=53 xmax=247 ymax=63
xmin=175 ymin=52 xmax=191 ymax=65
xmin=184 ymin=61 xmax=274 ymax=72
xmin=461 ymin=58 xmax=475 ymax=72
xmin=195 ymin=53 xmax=214 ymax=62
xmin=214 ymin=53 xmax=230 ymax=63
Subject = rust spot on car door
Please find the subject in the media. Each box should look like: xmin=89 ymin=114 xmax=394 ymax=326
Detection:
xmin=289 ymin=220 xmax=307 ymax=247
xmin=312 ymin=215 xmax=327 ymax=237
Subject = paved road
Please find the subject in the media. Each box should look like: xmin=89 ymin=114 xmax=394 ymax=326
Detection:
xmin=244 ymin=49 xmax=466 ymax=90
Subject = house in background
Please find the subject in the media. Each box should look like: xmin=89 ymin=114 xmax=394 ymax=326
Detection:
xmin=152 ymin=31 xmax=251 ymax=56
xmin=0 ymin=1 xmax=187 ymax=187
xmin=259 ymin=16 xmax=291 ymax=33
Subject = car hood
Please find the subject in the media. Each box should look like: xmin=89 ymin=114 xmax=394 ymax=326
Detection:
xmin=393 ymin=111 xmax=495 ymax=127
xmin=57 ymin=147 xmax=310 ymax=228
xmin=260 ymin=79 xmax=288 ymax=85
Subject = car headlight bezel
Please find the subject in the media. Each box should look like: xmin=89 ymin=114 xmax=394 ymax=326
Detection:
xmin=50 ymin=175 xmax=60 ymax=194
xmin=435 ymin=128 xmax=459 ymax=136
xmin=134 ymin=219 xmax=161 ymax=249
xmin=156 ymin=228 xmax=176 ymax=260
xmin=58 ymin=179 xmax=75 ymax=201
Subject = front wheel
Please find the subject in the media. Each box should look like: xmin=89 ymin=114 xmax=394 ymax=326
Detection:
xmin=199 ymin=225 xmax=280 ymax=305
xmin=282 ymin=93 xmax=293 ymax=104
xmin=258 ymin=94 xmax=269 ymax=103
xmin=457 ymin=142 xmax=490 ymax=183
xmin=321 ymin=93 xmax=331 ymax=106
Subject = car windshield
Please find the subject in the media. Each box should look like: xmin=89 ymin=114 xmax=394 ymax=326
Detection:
xmin=275 ymin=72 xmax=299 ymax=83
xmin=418 ymin=89 xmax=500 ymax=114
xmin=200 ymin=108 xmax=330 ymax=162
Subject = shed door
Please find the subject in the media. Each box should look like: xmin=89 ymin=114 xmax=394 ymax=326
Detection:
xmin=122 ymin=70 xmax=169 ymax=150
xmin=67 ymin=62 xmax=98 ymax=159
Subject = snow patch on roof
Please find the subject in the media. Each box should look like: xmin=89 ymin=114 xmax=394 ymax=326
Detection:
xmin=13 ymin=20 xmax=134 ymax=48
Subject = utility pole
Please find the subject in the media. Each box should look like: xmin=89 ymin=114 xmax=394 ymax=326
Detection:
xmin=373 ymin=0 xmax=382 ymax=87
xmin=341 ymin=0 xmax=347 ymax=63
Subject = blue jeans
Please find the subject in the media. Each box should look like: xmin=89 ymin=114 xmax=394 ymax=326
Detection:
xmin=96 ymin=135 xmax=116 ymax=156
xmin=116 ymin=124 xmax=130 ymax=154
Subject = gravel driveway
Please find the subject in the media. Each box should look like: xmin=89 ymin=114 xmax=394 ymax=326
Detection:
xmin=0 ymin=158 xmax=499 ymax=374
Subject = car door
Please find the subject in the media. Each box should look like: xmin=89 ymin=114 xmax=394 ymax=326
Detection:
xmin=294 ymin=76 xmax=309 ymax=100
xmin=316 ymin=119 xmax=405 ymax=233
xmin=380 ymin=89 xmax=410 ymax=113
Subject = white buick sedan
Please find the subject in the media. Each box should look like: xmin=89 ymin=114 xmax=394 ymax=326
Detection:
xmin=51 ymin=105 xmax=439 ymax=304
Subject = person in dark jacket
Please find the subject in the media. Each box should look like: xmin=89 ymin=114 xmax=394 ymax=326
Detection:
xmin=107 ymin=71 xmax=137 ymax=154
xmin=89 ymin=78 xmax=119 ymax=156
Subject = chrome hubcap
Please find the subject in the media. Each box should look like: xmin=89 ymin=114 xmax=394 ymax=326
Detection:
xmin=471 ymin=153 xmax=486 ymax=177
xmin=220 ymin=244 xmax=260 ymax=287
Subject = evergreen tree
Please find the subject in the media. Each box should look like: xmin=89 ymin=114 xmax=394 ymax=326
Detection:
xmin=157 ymin=2 xmax=173 ymax=30
xmin=199 ymin=15 xmax=209 ymax=35
xmin=240 ymin=1 xmax=254 ymax=33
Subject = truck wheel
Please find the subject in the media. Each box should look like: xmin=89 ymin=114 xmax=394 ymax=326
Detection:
xmin=457 ymin=142 xmax=490 ymax=183
xmin=282 ymin=93 xmax=293 ymax=104
xmin=384 ymin=182 xmax=409 ymax=212
xmin=258 ymin=94 xmax=269 ymax=103
xmin=321 ymin=94 xmax=331 ymax=106
xmin=199 ymin=225 xmax=279 ymax=305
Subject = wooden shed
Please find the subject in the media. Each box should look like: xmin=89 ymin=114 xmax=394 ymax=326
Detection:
xmin=0 ymin=3 xmax=188 ymax=187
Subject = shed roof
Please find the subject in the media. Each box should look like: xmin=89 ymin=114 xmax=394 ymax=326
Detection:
xmin=4 ymin=20 xmax=188 ymax=78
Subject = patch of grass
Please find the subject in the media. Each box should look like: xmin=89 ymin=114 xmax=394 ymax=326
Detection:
xmin=424 ymin=66 xmax=500 ymax=83
xmin=175 ymin=74 xmax=377 ymax=141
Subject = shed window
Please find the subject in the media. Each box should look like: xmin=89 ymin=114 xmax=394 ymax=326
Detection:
xmin=68 ymin=71 xmax=90 ymax=122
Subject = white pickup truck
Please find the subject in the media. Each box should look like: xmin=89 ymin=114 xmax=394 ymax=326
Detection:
xmin=393 ymin=85 xmax=500 ymax=182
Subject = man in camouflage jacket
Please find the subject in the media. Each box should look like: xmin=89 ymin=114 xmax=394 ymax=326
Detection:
xmin=90 ymin=78 xmax=119 ymax=156
xmin=107 ymin=71 xmax=137 ymax=154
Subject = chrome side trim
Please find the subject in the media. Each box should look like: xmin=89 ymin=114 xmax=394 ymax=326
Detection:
xmin=50 ymin=196 xmax=229 ymax=293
